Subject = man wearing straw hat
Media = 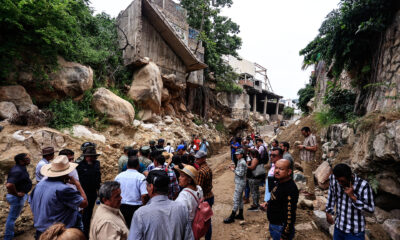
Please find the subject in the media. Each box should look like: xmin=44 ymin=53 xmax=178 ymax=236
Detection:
xmin=30 ymin=155 xmax=88 ymax=239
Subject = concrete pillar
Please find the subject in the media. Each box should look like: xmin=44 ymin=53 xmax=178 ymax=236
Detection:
xmin=253 ymin=94 xmax=257 ymax=114
xmin=263 ymin=96 xmax=268 ymax=119
xmin=275 ymin=98 xmax=280 ymax=115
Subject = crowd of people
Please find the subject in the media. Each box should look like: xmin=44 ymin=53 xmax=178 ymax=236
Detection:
xmin=4 ymin=128 xmax=376 ymax=240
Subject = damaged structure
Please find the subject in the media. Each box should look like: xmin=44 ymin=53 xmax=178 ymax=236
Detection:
xmin=117 ymin=0 xmax=207 ymax=82
xmin=221 ymin=56 xmax=284 ymax=122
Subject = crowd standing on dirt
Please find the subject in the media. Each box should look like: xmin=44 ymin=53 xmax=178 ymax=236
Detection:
xmin=4 ymin=128 xmax=375 ymax=240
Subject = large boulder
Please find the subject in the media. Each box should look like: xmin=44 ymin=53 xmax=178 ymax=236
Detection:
xmin=383 ymin=219 xmax=400 ymax=240
xmin=222 ymin=116 xmax=248 ymax=132
xmin=92 ymin=88 xmax=135 ymax=126
xmin=0 ymin=102 xmax=18 ymax=120
xmin=128 ymin=62 xmax=163 ymax=114
xmin=71 ymin=125 xmax=106 ymax=143
xmin=314 ymin=161 xmax=332 ymax=190
xmin=17 ymin=57 xmax=93 ymax=104
xmin=50 ymin=57 xmax=93 ymax=98
xmin=0 ymin=85 xmax=37 ymax=113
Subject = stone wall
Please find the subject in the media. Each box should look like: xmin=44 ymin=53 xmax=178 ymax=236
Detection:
xmin=312 ymin=10 xmax=400 ymax=114
xmin=319 ymin=120 xmax=400 ymax=234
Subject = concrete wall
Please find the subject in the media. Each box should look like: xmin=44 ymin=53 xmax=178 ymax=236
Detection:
xmin=216 ymin=92 xmax=250 ymax=120
xmin=225 ymin=55 xmax=256 ymax=76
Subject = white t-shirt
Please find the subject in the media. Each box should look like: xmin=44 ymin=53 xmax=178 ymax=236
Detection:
xmin=164 ymin=145 xmax=175 ymax=153
xmin=175 ymin=185 xmax=203 ymax=223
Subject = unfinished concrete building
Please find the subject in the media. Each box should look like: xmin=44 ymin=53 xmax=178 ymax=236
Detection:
xmin=117 ymin=0 xmax=207 ymax=85
xmin=223 ymin=55 xmax=284 ymax=121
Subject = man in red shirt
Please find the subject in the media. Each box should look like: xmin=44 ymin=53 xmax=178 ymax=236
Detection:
xmin=193 ymin=135 xmax=201 ymax=153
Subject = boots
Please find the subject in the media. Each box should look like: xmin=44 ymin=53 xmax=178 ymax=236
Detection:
xmin=234 ymin=209 xmax=244 ymax=220
xmin=223 ymin=211 xmax=236 ymax=224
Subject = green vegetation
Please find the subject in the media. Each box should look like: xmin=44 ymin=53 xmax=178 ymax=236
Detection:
xmin=1 ymin=0 xmax=130 ymax=86
xmin=215 ymin=121 xmax=227 ymax=133
xmin=180 ymin=0 xmax=243 ymax=93
xmin=314 ymin=109 xmax=342 ymax=127
xmin=193 ymin=118 xmax=204 ymax=126
xmin=283 ymin=107 xmax=295 ymax=119
xmin=300 ymin=0 xmax=399 ymax=86
xmin=297 ymin=81 xmax=315 ymax=114
xmin=48 ymin=91 xmax=107 ymax=130
xmin=324 ymin=88 xmax=357 ymax=121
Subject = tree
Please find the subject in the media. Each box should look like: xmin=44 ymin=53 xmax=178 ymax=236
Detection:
xmin=180 ymin=0 xmax=242 ymax=91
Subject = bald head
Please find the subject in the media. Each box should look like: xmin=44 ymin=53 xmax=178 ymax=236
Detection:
xmin=274 ymin=159 xmax=292 ymax=182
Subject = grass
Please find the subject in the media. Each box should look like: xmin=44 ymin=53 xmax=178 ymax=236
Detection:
xmin=314 ymin=109 xmax=342 ymax=127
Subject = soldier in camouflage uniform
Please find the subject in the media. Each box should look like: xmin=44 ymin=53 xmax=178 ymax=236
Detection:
xmin=224 ymin=148 xmax=247 ymax=224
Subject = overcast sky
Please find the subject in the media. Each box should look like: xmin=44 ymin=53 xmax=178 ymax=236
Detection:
xmin=90 ymin=0 xmax=339 ymax=99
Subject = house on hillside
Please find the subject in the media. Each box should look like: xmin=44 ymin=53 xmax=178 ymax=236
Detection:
xmin=117 ymin=0 xmax=207 ymax=85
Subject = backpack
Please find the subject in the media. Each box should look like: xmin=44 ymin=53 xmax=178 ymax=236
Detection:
xmin=260 ymin=145 xmax=269 ymax=164
xmin=185 ymin=190 xmax=213 ymax=240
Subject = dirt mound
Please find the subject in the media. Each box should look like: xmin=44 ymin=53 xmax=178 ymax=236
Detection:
xmin=276 ymin=115 xmax=323 ymax=170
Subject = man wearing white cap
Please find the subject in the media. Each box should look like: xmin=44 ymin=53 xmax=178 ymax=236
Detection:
xmin=30 ymin=155 xmax=88 ymax=239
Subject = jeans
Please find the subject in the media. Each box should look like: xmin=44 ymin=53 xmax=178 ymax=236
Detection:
xmin=205 ymin=196 xmax=214 ymax=240
xmin=4 ymin=194 xmax=27 ymax=240
xmin=269 ymin=224 xmax=294 ymax=240
xmin=248 ymin=178 xmax=262 ymax=206
xmin=245 ymin=181 xmax=250 ymax=199
xmin=334 ymin=227 xmax=365 ymax=240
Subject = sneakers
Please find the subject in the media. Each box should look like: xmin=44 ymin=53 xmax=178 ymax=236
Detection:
xmin=247 ymin=205 xmax=259 ymax=212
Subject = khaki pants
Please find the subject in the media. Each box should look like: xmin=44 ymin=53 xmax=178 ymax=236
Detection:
xmin=302 ymin=161 xmax=315 ymax=194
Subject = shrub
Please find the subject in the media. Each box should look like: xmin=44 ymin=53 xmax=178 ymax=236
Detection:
xmin=297 ymin=84 xmax=315 ymax=114
xmin=193 ymin=118 xmax=203 ymax=126
xmin=215 ymin=121 xmax=227 ymax=133
xmin=324 ymin=88 xmax=356 ymax=121
xmin=283 ymin=107 xmax=295 ymax=119
xmin=314 ymin=109 xmax=342 ymax=127
xmin=48 ymin=99 xmax=85 ymax=129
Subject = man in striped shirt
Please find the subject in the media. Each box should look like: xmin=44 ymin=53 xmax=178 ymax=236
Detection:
xmin=326 ymin=164 xmax=375 ymax=240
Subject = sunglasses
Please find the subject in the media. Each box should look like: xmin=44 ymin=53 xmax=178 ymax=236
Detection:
xmin=270 ymin=154 xmax=278 ymax=157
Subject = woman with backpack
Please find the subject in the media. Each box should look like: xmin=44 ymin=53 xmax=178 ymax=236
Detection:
xmin=176 ymin=165 xmax=208 ymax=239
xmin=246 ymin=149 xmax=266 ymax=211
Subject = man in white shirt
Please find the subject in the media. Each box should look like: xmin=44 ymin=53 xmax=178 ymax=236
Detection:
xmin=115 ymin=157 xmax=148 ymax=227
xmin=164 ymin=143 xmax=175 ymax=153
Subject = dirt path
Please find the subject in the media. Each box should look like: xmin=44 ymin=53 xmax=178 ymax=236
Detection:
xmin=209 ymin=147 xmax=330 ymax=240
xmin=15 ymin=147 xmax=330 ymax=240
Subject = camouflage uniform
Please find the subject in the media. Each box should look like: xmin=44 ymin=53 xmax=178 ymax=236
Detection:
xmin=233 ymin=158 xmax=247 ymax=212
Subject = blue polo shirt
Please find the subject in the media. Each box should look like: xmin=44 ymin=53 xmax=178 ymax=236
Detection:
xmin=30 ymin=178 xmax=83 ymax=232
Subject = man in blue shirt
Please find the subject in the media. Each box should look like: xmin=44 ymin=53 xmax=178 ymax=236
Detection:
xmin=30 ymin=155 xmax=88 ymax=239
xmin=115 ymin=157 xmax=148 ymax=227
xmin=35 ymin=146 xmax=55 ymax=182
xmin=128 ymin=170 xmax=193 ymax=240
xmin=4 ymin=153 xmax=32 ymax=240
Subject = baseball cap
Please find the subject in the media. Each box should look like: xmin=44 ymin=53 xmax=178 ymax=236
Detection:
xmin=194 ymin=150 xmax=207 ymax=159
xmin=235 ymin=149 xmax=244 ymax=155
xmin=177 ymin=145 xmax=185 ymax=151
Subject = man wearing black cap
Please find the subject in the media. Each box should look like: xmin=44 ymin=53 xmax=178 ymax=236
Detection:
xmin=35 ymin=147 xmax=55 ymax=182
xmin=128 ymin=170 xmax=193 ymax=240
xmin=76 ymin=147 xmax=101 ymax=238
xmin=149 ymin=140 xmax=156 ymax=153
xmin=156 ymin=139 xmax=165 ymax=150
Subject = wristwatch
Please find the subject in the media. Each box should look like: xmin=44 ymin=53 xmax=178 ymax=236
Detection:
xmin=303 ymin=146 xmax=306 ymax=150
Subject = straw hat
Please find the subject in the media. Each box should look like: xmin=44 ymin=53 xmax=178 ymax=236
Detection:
xmin=40 ymin=155 xmax=78 ymax=178
xmin=178 ymin=165 xmax=198 ymax=185
xmin=162 ymin=152 xmax=173 ymax=161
